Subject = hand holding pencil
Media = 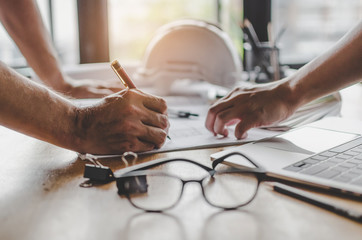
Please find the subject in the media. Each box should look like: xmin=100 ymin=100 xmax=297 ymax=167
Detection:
xmin=106 ymin=59 xmax=170 ymax=147
xmin=112 ymin=59 xmax=171 ymax=139
xmin=72 ymin=60 xmax=169 ymax=154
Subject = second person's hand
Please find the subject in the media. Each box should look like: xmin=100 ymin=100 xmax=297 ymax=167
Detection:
xmin=57 ymin=76 xmax=124 ymax=99
xmin=205 ymin=80 xmax=297 ymax=139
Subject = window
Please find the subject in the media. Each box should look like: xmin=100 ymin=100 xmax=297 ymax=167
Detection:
xmin=2 ymin=0 xmax=360 ymax=69
xmin=0 ymin=0 xmax=79 ymax=68
xmin=1 ymin=0 xmax=244 ymax=66
xmin=50 ymin=0 xmax=79 ymax=64
xmin=0 ymin=21 xmax=24 ymax=67
xmin=107 ymin=0 xmax=218 ymax=62
xmin=272 ymin=0 xmax=362 ymax=65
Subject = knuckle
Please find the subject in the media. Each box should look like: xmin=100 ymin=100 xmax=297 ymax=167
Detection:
xmin=208 ymin=106 xmax=218 ymax=115
xmin=122 ymin=104 xmax=137 ymax=115
xmin=150 ymin=127 xmax=165 ymax=140
xmin=156 ymin=97 xmax=168 ymax=112
xmin=120 ymin=121 xmax=137 ymax=133
xmin=215 ymin=113 xmax=228 ymax=125
xmin=158 ymin=97 xmax=167 ymax=107
xmin=159 ymin=130 xmax=167 ymax=140
xmin=217 ymin=111 xmax=228 ymax=121
xmin=159 ymin=114 xmax=169 ymax=129
xmin=155 ymin=131 xmax=167 ymax=146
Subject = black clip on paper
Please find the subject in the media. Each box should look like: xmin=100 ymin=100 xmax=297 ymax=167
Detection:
xmin=78 ymin=153 xmax=115 ymax=187
xmin=79 ymin=152 xmax=137 ymax=188
xmin=83 ymin=164 xmax=114 ymax=182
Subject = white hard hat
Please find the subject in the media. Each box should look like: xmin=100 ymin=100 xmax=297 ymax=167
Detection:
xmin=135 ymin=19 xmax=242 ymax=94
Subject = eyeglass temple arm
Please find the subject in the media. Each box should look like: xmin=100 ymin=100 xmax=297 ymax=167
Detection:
xmin=212 ymin=152 xmax=264 ymax=170
xmin=116 ymin=158 xmax=214 ymax=178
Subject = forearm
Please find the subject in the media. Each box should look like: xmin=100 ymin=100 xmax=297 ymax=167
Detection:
xmin=0 ymin=62 xmax=77 ymax=150
xmin=285 ymin=21 xmax=362 ymax=108
xmin=205 ymin=21 xmax=362 ymax=138
xmin=0 ymin=0 xmax=67 ymax=91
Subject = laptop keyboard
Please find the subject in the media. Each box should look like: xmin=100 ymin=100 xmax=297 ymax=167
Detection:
xmin=284 ymin=137 xmax=362 ymax=187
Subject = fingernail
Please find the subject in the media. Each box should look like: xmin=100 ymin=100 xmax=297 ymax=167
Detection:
xmin=222 ymin=129 xmax=229 ymax=137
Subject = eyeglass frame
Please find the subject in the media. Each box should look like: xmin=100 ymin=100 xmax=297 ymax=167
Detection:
xmin=116 ymin=152 xmax=276 ymax=212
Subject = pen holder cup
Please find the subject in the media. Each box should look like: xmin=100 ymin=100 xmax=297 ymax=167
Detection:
xmin=244 ymin=42 xmax=284 ymax=83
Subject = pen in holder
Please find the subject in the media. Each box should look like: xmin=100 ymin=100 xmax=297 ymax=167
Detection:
xmin=242 ymin=19 xmax=285 ymax=83
xmin=244 ymin=42 xmax=284 ymax=83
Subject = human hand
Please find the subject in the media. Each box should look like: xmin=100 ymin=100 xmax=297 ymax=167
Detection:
xmin=60 ymin=76 xmax=123 ymax=99
xmin=73 ymin=89 xmax=169 ymax=154
xmin=205 ymin=81 xmax=296 ymax=139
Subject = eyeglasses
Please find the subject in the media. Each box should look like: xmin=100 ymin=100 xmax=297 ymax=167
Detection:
xmin=116 ymin=152 xmax=270 ymax=212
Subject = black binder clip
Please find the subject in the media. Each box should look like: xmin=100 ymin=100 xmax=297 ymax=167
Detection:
xmin=79 ymin=153 xmax=115 ymax=187
xmin=83 ymin=164 xmax=114 ymax=182
xmin=78 ymin=152 xmax=138 ymax=188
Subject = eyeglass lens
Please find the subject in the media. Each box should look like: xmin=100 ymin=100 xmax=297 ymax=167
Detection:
xmin=128 ymin=174 xmax=183 ymax=211
xmin=125 ymin=171 xmax=258 ymax=211
xmin=202 ymin=172 xmax=258 ymax=209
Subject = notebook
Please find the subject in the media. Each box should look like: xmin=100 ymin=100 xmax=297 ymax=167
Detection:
xmin=210 ymin=117 xmax=362 ymax=197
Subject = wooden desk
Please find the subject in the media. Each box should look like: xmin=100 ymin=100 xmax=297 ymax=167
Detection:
xmin=0 ymin=84 xmax=361 ymax=240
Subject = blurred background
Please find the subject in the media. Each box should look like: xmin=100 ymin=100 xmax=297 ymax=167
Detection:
xmin=0 ymin=0 xmax=361 ymax=70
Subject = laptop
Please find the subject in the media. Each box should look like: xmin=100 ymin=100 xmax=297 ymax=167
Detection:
xmin=210 ymin=117 xmax=362 ymax=197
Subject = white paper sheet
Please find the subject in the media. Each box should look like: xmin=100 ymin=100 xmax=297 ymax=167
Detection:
xmin=74 ymin=96 xmax=279 ymax=157
xmin=145 ymin=96 xmax=278 ymax=154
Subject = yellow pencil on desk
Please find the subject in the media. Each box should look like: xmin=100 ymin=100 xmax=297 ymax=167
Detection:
xmin=110 ymin=60 xmax=171 ymax=140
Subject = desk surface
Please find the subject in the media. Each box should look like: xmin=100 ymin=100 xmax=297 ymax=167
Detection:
xmin=0 ymin=84 xmax=361 ymax=240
